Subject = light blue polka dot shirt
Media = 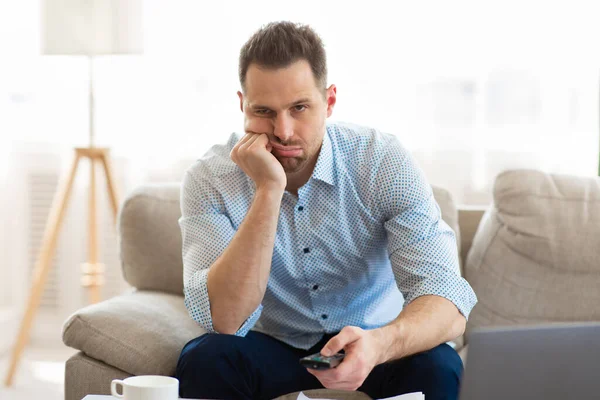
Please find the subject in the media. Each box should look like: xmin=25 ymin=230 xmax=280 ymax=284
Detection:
xmin=179 ymin=122 xmax=477 ymax=350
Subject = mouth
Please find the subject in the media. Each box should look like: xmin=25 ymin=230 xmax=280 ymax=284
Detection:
xmin=271 ymin=144 xmax=302 ymax=158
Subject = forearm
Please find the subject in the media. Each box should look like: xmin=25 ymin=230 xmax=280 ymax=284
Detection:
xmin=207 ymin=187 xmax=283 ymax=334
xmin=374 ymin=295 xmax=466 ymax=364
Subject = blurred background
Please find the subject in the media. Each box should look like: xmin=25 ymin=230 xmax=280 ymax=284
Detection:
xmin=0 ymin=0 xmax=599 ymax=398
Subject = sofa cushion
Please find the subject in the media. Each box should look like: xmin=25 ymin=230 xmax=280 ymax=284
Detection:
xmin=466 ymin=169 xmax=600 ymax=331
xmin=62 ymin=290 xmax=206 ymax=376
xmin=65 ymin=352 xmax=131 ymax=400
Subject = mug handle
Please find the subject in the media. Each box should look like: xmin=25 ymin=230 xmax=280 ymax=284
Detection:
xmin=111 ymin=379 xmax=124 ymax=398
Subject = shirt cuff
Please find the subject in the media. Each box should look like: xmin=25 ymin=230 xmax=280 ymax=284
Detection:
xmin=404 ymin=272 xmax=478 ymax=320
xmin=184 ymin=268 xmax=263 ymax=336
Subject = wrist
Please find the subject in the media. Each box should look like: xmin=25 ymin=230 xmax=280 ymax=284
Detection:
xmin=255 ymin=185 xmax=285 ymax=201
xmin=255 ymin=181 xmax=286 ymax=193
xmin=373 ymin=322 xmax=406 ymax=364
xmin=371 ymin=326 xmax=393 ymax=365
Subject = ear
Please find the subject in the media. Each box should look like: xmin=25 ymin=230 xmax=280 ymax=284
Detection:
xmin=237 ymin=91 xmax=244 ymax=112
xmin=326 ymin=84 xmax=337 ymax=118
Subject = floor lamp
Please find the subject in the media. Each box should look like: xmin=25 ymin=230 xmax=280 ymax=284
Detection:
xmin=4 ymin=0 xmax=143 ymax=387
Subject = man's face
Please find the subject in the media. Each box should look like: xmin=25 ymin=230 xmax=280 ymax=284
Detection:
xmin=238 ymin=60 xmax=336 ymax=174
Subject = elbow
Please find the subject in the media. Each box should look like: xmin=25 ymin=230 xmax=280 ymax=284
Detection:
xmin=211 ymin=309 xmax=246 ymax=335
xmin=212 ymin=318 xmax=238 ymax=335
xmin=451 ymin=313 xmax=467 ymax=339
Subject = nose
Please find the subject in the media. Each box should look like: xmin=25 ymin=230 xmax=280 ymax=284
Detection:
xmin=273 ymin=113 xmax=293 ymax=143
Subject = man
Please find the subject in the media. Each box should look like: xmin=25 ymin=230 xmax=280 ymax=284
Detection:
xmin=176 ymin=21 xmax=477 ymax=400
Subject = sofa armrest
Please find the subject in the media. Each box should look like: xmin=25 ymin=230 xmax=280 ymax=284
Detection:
xmin=62 ymin=290 xmax=205 ymax=376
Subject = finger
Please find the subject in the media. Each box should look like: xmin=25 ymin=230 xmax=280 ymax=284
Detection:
xmin=321 ymin=326 xmax=361 ymax=356
xmin=307 ymin=362 xmax=348 ymax=382
xmin=236 ymin=132 xmax=255 ymax=147
xmin=306 ymin=368 xmax=335 ymax=380
xmin=306 ymin=370 xmax=357 ymax=391
xmin=318 ymin=370 xmax=362 ymax=392
xmin=248 ymin=133 xmax=270 ymax=150
xmin=306 ymin=369 xmax=351 ymax=387
xmin=230 ymin=133 xmax=254 ymax=160
xmin=330 ymin=348 xmax=360 ymax=378
xmin=238 ymin=133 xmax=261 ymax=154
xmin=319 ymin=348 xmax=361 ymax=382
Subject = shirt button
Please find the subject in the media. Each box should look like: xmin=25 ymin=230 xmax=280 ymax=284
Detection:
xmin=321 ymin=314 xmax=328 ymax=320
xmin=303 ymin=248 xmax=310 ymax=254
xmin=298 ymin=206 xmax=304 ymax=211
xmin=312 ymin=284 xmax=319 ymax=291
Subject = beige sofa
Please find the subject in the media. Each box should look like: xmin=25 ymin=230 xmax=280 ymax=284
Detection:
xmin=62 ymin=169 xmax=600 ymax=400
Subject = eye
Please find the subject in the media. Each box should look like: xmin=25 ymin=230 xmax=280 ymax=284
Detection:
xmin=255 ymin=109 xmax=271 ymax=115
xmin=293 ymin=104 xmax=307 ymax=112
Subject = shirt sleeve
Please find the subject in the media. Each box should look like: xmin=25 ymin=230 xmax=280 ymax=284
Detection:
xmin=179 ymin=166 xmax=262 ymax=335
xmin=376 ymin=141 xmax=477 ymax=319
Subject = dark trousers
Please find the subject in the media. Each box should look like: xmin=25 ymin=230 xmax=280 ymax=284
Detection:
xmin=176 ymin=331 xmax=463 ymax=400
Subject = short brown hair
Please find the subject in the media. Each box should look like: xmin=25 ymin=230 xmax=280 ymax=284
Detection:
xmin=239 ymin=21 xmax=327 ymax=92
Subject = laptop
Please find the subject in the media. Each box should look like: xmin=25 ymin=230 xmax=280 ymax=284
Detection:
xmin=459 ymin=322 xmax=600 ymax=400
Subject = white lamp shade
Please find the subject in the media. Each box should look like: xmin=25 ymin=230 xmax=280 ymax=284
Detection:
xmin=42 ymin=0 xmax=143 ymax=55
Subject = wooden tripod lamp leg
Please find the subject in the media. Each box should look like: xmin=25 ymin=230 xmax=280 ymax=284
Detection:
xmin=99 ymin=151 xmax=120 ymax=226
xmin=4 ymin=152 xmax=81 ymax=387
xmin=87 ymin=156 xmax=101 ymax=305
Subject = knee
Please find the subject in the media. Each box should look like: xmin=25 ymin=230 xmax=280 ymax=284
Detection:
xmin=176 ymin=333 xmax=247 ymax=378
xmin=413 ymin=344 xmax=463 ymax=391
xmin=379 ymin=344 xmax=463 ymax=400
xmin=175 ymin=333 xmax=254 ymax=398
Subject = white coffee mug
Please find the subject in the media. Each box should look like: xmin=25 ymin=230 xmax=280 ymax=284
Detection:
xmin=111 ymin=375 xmax=179 ymax=400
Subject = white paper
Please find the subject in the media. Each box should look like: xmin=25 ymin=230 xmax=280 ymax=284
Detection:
xmin=296 ymin=391 xmax=424 ymax=400
xmin=379 ymin=392 xmax=424 ymax=400
xmin=297 ymin=392 xmax=329 ymax=400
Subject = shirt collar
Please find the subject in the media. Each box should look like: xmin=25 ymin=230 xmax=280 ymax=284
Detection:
xmin=311 ymin=126 xmax=335 ymax=186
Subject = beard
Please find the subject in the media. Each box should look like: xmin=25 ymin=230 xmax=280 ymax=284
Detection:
xmin=273 ymin=153 xmax=309 ymax=174
xmin=269 ymin=127 xmax=324 ymax=175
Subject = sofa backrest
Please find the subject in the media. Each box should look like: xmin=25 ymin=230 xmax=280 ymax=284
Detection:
xmin=119 ymin=183 xmax=184 ymax=295
xmin=118 ymin=183 xmax=462 ymax=296
xmin=466 ymin=169 xmax=600 ymax=333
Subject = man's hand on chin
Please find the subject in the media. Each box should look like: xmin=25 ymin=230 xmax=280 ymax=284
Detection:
xmin=305 ymin=326 xmax=390 ymax=391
